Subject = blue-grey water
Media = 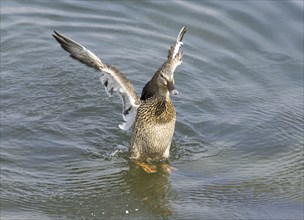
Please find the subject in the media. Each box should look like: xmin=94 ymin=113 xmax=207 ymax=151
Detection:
xmin=1 ymin=1 xmax=303 ymax=219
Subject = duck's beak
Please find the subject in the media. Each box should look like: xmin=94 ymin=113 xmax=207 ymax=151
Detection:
xmin=168 ymin=82 xmax=179 ymax=95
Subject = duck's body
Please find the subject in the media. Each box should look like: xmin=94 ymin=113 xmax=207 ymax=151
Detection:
xmin=131 ymin=95 xmax=176 ymax=163
xmin=53 ymin=27 xmax=186 ymax=172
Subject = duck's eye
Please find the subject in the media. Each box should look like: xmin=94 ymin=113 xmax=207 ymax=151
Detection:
xmin=160 ymin=73 xmax=165 ymax=78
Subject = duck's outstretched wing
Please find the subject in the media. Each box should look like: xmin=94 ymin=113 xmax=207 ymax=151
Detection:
xmin=160 ymin=26 xmax=186 ymax=92
xmin=53 ymin=31 xmax=140 ymax=130
xmin=166 ymin=26 xmax=186 ymax=74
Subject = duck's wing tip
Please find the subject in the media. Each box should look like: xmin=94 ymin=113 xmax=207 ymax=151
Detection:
xmin=52 ymin=30 xmax=105 ymax=70
xmin=176 ymin=26 xmax=187 ymax=43
xmin=158 ymin=26 xmax=187 ymax=77
xmin=169 ymin=26 xmax=187 ymax=59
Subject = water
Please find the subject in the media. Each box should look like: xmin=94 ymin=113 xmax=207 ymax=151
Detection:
xmin=1 ymin=0 xmax=303 ymax=219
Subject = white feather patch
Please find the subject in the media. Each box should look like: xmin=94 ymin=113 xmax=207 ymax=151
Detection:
xmin=99 ymin=75 xmax=138 ymax=130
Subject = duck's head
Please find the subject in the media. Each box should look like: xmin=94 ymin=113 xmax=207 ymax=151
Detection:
xmin=156 ymin=70 xmax=178 ymax=97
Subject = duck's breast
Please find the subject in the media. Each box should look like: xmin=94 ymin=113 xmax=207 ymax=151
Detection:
xmin=130 ymin=99 xmax=176 ymax=161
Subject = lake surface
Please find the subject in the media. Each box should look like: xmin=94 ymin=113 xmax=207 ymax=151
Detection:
xmin=1 ymin=0 xmax=303 ymax=219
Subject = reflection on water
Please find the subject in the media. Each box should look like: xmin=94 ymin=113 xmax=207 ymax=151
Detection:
xmin=126 ymin=163 xmax=172 ymax=218
xmin=38 ymin=159 xmax=173 ymax=219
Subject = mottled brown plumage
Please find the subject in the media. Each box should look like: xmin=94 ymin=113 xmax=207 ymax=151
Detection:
xmin=130 ymin=96 xmax=176 ymax=163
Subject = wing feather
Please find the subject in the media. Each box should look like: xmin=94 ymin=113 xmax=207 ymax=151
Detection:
xmin=53 ymin=31 xmax=140 ymax=130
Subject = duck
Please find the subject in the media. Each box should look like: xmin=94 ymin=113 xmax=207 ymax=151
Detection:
xmin=53 ymin=26 xmax=186 ymax=173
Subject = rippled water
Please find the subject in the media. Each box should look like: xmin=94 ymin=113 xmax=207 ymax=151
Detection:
xmin=1 ymin=0 xmax=303 ymax=219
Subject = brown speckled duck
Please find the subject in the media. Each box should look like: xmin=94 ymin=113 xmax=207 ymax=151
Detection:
xmin=53 ymin=26 xmax=186 ymax=173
